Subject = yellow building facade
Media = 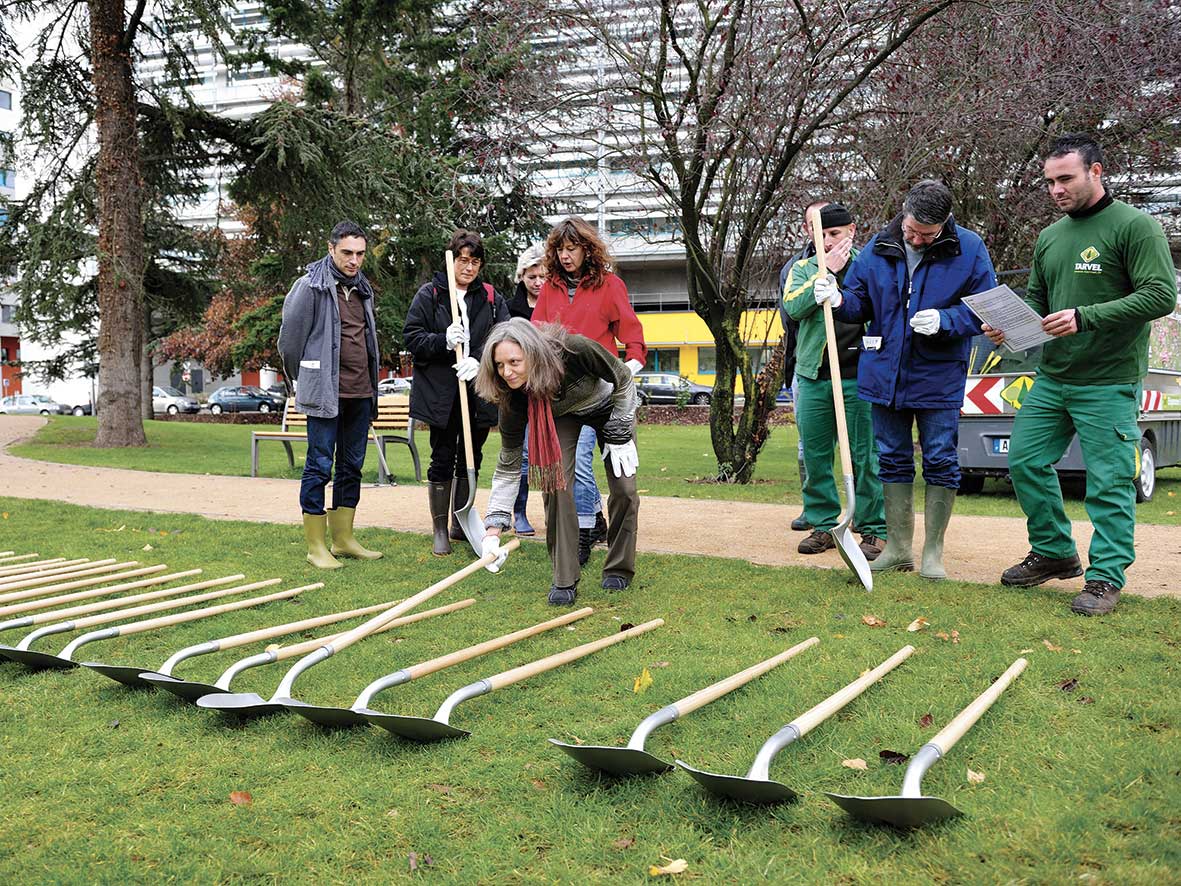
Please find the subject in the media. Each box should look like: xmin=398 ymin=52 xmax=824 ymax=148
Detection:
xmin=636 ymin=309 xmax=785 ymax=391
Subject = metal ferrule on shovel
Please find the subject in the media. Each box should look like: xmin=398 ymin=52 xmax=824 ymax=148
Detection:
xmin=195 ymin=543 xmax=518 ymax=717
xmin=551 ymin=636 xmax=820 ymax=777
xmin=678 ymin=644 xmax=914 ymax=803
xmin=364 ymin=617 xmax=665 ymax=742
xmin=291 ymin=607 xmax=595 ymax=728
xmin=826 ymin=656 xmax=1028 ymax=828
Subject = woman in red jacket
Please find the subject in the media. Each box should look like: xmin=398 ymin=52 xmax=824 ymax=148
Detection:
xmin=532 ymin=217 xmax=647 ymax=566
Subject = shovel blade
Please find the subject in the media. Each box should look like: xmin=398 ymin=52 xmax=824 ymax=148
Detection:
xmin=83 ymin=662 xmax=155 ymax=688
xmin=452 ymin=469 xmax=486 ymax=556
xmin=283 ymin=698 xmax=369 ymax=729
xmin=360 ymin=709 xmax=468 ymax=742
xmin=140 ymin=672 xmax=221 ymax=703
xmin=195 ymin=691 xmax=287 ymax=719
xmin=2 ymin=648 xmax=77 ymax=670
xmin=825 ymin=792 xmax=962 ymax=828
xmin=832 ymin=475 xmax=872 ymax=591
xmin=676 ymin=761 xmax=798 ymax=805
xmin=550 ymin=740 xmax=672 ymax=776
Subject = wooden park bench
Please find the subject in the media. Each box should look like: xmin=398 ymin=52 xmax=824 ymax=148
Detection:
xmin=250 ymin=394 xmax=421 ymax=484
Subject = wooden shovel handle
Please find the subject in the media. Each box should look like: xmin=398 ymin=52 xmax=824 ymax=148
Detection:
xmin=272 ymin=598 xmax=476 ymax=661
xmin=0 ymin=572 xmax=238 ymax=619
xmin=17 ymin=571 xmax=211 ymax=622
xmin=0 ymin=558 xmax=101 ymax=582
xmin=930 ymin=657 xmax=1028 ymax=755
xmin=108 ymin=588 xmax=304 ymax=637
xmin=0 ymin=565 xmax=162 ymax=603
xmin=671 ymin=636 xmax=819 ymax=717
xmin=403 ymin=607 xmax=594 ymax=680
xmin=810 ymin=212 xmax=854 ymax=478
xmin=326 ymin=538 xmax=521 ymax=654
xmin=0 ymin=557 xmax=72 ymax=577
xmin=0 ymin=560 xmax=126 ymax=595
xmin=484 ymin=618 xmax=665 ymax=691
xmin=445 ymin=249 xmax=477 ymax=473
xmin=789 ymin=644 xmax=914 ymax=737
xmin=68 ymin=579 xmax=282 ymax=630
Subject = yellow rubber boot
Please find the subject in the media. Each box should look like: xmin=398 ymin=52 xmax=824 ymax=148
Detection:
xmin=328 ymin=507 xmax=383 ymax=560
xmin=303 ymin=513 xmax=344 ymax=569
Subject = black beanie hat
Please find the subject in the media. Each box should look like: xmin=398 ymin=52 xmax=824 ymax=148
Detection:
xmin=819 ymin=203 xmax=853 ymax=227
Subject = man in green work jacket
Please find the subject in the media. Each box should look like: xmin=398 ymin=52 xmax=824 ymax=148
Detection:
xmin=783 ymin=202 xmax=886 ymax=559
xmin=984 ymin=133 xmax=1178 ymax=615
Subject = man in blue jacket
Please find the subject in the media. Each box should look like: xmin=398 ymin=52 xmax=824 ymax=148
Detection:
xmin=814 ymin=180 xmax=996 ymax=579
xmin=278 ymin=221 xmax=382 ymax=569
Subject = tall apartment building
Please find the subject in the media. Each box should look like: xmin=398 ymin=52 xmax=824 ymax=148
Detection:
xmin=0 ymin=77 xmax=22 ymax=397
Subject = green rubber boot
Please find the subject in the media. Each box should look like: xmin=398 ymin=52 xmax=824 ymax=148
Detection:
xmin=920 ymin=485 xmax=956 ymax=580
xmin=870 ymin=483 xmax=914 ymax=573
xmin=303 ymin=513 xmax=343 ymax=570
xmin=328 ymin=507 xmax=383 ymax=560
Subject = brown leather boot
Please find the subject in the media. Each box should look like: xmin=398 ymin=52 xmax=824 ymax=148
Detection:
xmin=429 ymin=481 xmax=452 ymax=556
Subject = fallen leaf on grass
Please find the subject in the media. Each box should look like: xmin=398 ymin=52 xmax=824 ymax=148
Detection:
xmin=967 ymin=768 xmax=986 ymax=784
xmin=880 ymin=750 xmax=910 ymax=765
xmin=1019 ymin=648 xmax=1034 ymax=654
xmin=633 ymin=667 xmax=654 ymax=694
xmin=1 ymin=513 xmax=7 ymax=520
xmin=935 ymin=630 xmax=960 ymax=643
xmin=918 ymin=713 xmax=934 ymax=728
xmin=832 ymin=633 xmax=846 ymax=639
xmin=530 ymin=779 xmax=547 ymax=791
xmin=142 ymin=544 xmax=154 ymax=551
xmin=159 ymin=530 xmax=169 ymax=537
xmin=427 ymin=784 xmax=452 ymax=795
xmin=649 ymin=858 xmax=688 ymax=876
xmin=1043 ymin=639 xmax=1063 ymax=652
xmin=1078 ymin=696 xmax=1095 ymax=705
xmin=861 ymin=615 xmax=887 ymax=628
xmin=229 ymin=791 xmax=252 ymax=806
xmin=408 ymin=852 xmax=433 ymax=871
xmin=109 ymin=719 xmax=120 ymax=729
xmin=651 ymin=661 xmax=670 ymax=668
xmin=265 ymin=643 xmax=280 ymax=652
xmin=1056 ymin=678 xmax=1079 ymax=692
xmin=842 ymin=758 xmax=868 ymax=771
xmin=907 ymin=617 xmax=929 ymax=632
xmin=612 ymin=836 xmax=636 ymax=850
xmin=386 ymin=808 xmax=399 ymax=818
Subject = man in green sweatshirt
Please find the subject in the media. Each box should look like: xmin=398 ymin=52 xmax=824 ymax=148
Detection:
xmin=984 ymin=133 xmax=1178 ymax=615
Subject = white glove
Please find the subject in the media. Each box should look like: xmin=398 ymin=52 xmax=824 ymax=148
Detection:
xmin=624 ymin=359 xmax=643 ymax=376
xmin=813 ymin=274 xmax=843 ymax=308
xmin=909 ymin=309 xmax=941 ymax=336
xmin=445 ymin=321 xmax=468 ymax=350
xmin=481 ymin=535 xmax=508 ymax=573
xmin=454 ymin=356 xmax=479 ymax=382
xmin=603 ymin=440 xmax=638 ymax=478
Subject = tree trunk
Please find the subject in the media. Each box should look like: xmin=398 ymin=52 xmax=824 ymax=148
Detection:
xmin=141 ymin=305 xmax=153 ymax=422
xmin=90 ymin=0 xmax=147 ymax=447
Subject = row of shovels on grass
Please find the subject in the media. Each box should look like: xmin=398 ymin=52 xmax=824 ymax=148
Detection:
xmin=0 ymin=548 xmax=1025 ymax=828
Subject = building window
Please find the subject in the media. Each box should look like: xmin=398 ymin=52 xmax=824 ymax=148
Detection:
xmin=0 ymin=90 xmax=11 ymax=110
xmin=698 ymin=348 xmax=716 ymax=374
xmin=0 ymin=169 xmax=15 ymax=188
xmin=0 ymin=304 xmax=15 ymax=323
xmin=643 ymin=349 xmax=680 ymax=374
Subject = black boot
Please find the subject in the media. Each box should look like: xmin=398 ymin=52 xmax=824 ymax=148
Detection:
xmin=450 ymin=475 xmax=471 ymax=541
xmin=1001 ymin=551 xmax=1083 ymax=587
xmin=428 ymin=481 xmax=452 ymax=556
xmin=791 ymin=457 xmax=811 ymax=531
xmin=590 ymin=511 xmax=608 ymax=547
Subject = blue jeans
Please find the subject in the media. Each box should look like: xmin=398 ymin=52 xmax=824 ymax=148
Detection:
xmin=791 ymin=372 xmax=803 ymax=459
xmin=300 ymin=397 xmax=372 ymax=514
xmin=871 ymin=404 xmax=961 ymax=489
xmin=574 ymin=424 xmax=604 ymax=528
xmin=514 ymin=426 xmax=530 ymax=515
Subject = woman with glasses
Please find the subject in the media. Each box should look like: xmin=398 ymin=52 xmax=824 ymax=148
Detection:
xmin=404 ymin=230 xmax=510 ymax=555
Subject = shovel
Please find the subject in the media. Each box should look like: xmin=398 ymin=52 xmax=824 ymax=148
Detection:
xmin=444 ymin=248 xmax=486 ymax=555
xmin=196 ymin=541 xmax=519 ymax=717
xmin=551 ymin=636 xmax=820 ymax=777
xmin=145 ymin=599 xmax=473 ymax=703
xmin=0 ymin=551 xmax=29 ymax=562
xmin=0 ymin=570 xmax=229 ymax=619
xmin=364 ymin=617 xmax=665 ymax=742
xmin=810 ymin=211 xmax=872 ymax=592
xmin=0 ymin=557 xmax=76 ymax=578
xmin=677 ymin=644 xmax=914 ymax=803
xmin=291 ymin=607 xmax=595 ymax=728
xmin=826 ymin=656 xmax=1028 ymax=828
xmin=0 ymin=559 xmax=128 ymax=595
xmin=0 ymin=585 xmax=305 ymax=671
xmin=0 ymin=578 xmax=285 ymax=669
xmin=0 ymin=564 xmax=165 ymax=605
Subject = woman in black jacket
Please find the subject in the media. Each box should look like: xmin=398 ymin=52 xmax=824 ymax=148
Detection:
xmin=403 ymin=230 xmax=510 ymax=555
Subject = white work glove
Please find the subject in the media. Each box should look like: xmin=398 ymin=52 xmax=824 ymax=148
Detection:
xmin=445 ymin=321 xmax=468 ymax=350
xmin=454 ymin=355 xmax=479 ymax=382
xmin=813 ymin=274 xmax=843 ymax=308
xmin=909 ymin=309 xmax=941 ymax=336
xmin=481 ymin=535 xmax=509 ymax=573
xmin=603 ymin=440 xmax=639 ymax=478
xmin=624 ymin=359 xmax=643 ymax=376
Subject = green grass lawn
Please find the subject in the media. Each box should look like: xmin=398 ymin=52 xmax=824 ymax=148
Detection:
xmin=10 ymin=416 xmax=1181 ymax=525
xmin=0 ymin=497 xmax=1179 ymax=883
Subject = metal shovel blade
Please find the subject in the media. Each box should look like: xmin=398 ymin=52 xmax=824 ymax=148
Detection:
xmin=824 ymin=792 xmax=962 ymax=829
xmin=282 ymin=697 xmax=369 ymax=729
xmin=359 ymin=709 xmax=469 ymax=742
xmin=82 ymin=661 xmax=158 ymax=688
xmin=832 ymin=474 xmax=873 ymax=591
xmin=452 ymin=469 xmax=485 ymax=556
xmin=548 ymin=740 xmax=672 ymax=776
xmin=2 ymin=647 xmax=77 ymax=670
xmin=140 ymin=672 xmax=222 ymax=703
xmin=195 ymin=691 xmax=289 ymax=719
xmin=675 ymin=761 xmax=798 ymax=805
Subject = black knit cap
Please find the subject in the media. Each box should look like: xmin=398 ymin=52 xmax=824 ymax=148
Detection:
xmin=819 ymin=203 xmax=853 ymax=227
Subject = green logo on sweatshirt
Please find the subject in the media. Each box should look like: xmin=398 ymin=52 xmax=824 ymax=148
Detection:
xmin=1080 ymin=246 xmax=1100 ymax=262
xmin=1075 ymin=245 xmax=1102 ymax=274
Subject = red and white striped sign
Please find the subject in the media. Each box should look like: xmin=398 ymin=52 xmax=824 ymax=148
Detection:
xmin=1142 ymin=390 xmax=1163 ymax=411
xmin=962 ymin=377 xmax=1004 ymax=415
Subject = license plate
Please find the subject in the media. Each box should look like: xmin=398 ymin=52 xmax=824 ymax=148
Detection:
xmin=992 ymin=437 xmax=1010 ymax=454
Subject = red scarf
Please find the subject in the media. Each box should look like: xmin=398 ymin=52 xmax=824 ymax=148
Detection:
xmin=527 ymin=396 xmax=566 ymax=492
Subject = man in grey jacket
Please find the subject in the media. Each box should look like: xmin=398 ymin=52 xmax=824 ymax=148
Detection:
xmin=278 ymin=221 xmax=382 ymax=568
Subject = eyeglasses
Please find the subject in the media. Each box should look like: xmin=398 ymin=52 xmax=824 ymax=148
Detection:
xmin=901 ymin=222 xmax=942 ymax=243
xmin=454 ymin=256 xmax=482 ymax=268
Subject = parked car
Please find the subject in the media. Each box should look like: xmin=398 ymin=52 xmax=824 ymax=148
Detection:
xmin=377 ymin=376 xmax=412 ymax=396
xmin=0 ymin=394 xmax=71 ymax=415
xmin=266 ymin=383 xmax=291 ymax=401
xmin=152 ymin=385 xmax=200 ymax=415
xmin=634 ymin=372 xmax=713 ymax=405
xmin=206 ymin=385 xmax=286 ymax=414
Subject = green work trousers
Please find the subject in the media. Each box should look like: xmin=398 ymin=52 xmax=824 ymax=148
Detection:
xmin=1009 ymin=375 xmax=1140 ymax=588
xmin=796 ymin=374 xmax=886 ymax=537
